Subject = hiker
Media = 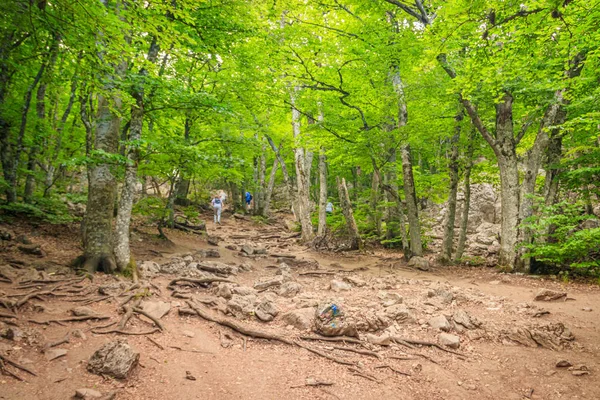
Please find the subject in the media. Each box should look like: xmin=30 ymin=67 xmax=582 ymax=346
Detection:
xmin=326 ymin=201 xmax=334 ymax=214
xmin=245 ymin=191 xmax=253 ymax=210
xmin=219 ymin=191 xmax=227 ymax=209
xmin=211 ymin=193 xmax=223 ymax=224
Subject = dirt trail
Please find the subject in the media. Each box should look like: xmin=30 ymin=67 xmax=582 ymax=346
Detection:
xmin=0 ymin=212 xmax=599 ymax=400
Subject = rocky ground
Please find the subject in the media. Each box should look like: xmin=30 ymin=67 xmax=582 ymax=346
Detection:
xmin=0 ymin=211 xmax=599 ymax=400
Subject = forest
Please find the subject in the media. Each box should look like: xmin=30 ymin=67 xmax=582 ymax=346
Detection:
xmin=0 ymin=1 xmax=599 ymax=398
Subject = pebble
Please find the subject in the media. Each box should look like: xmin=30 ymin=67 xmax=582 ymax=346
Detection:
xmin=182 ymin=330 xmax=195 ymax=338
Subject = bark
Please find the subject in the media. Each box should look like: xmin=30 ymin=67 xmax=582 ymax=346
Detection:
xmin=370 ymin=171 xmax=382 ymax=235
xmin=114 ymin=37 xmax=160 ymax=272
xmin=454 ymin=131 xmax=475 ymax=262
xmin=401 ymin=144 xmax=422 ymax=257
xmin=254 ymin=143 xmax=266 ymax=214
xmin=336 ymin=176 xmax=361 ymax=250
xmin=291 ymin=89 xmax=314 ymax=241
xmin=317 ymin=147 xmax=327 ymax=236
xmin=440 ymin=112 xmax=462 ymax=263
xmin=543 ymin=133 xmax=563 ymax=206
xmin=262 ymin=155 xmax=279 ymax=217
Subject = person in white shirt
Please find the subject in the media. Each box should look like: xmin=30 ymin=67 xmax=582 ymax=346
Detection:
xmin=326 ymin=201 xmax=334 ymax=214
xmin=211 ymin=194 xmax=223 ymax=224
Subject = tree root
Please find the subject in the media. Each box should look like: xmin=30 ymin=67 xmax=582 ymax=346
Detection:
xmin=29 ymin=315 xmax=110 ymax=325
xmin=348 ymin=367 xmax=380 ymax=383
xmin=298 ymin=271 xmax=336 ymax=276
xmin=133 ymin=307 xmax=165 ymax=331
xmin=397 ymin=338 xmax=466 ymax=357
xmin=182 ymin=302 xmax=355 ymax=366
xmin=300 ymin=335 xmax=362 ymax=345
xmin=0 ymin=354 xmax=36 ymax=376
xmin=44 ymin=334 xmax=70 ymax=351
xmin=169 ymin=345 xmax=214 ymax=354
xmin=91 ymin=328 xmax=160 ymax=335
xmin=0 ymin=311 xmax=17 ymax=319
xmin=331 ymin=345 xmax=381 ymax=359
xmin=169 ymin=277 xmax=234 ymax=287
xmin=291 ymin=378 xmax=334 ymax=388
xmin=375 ymin=364 xmax=411 ymax=376
xmin=0 ymin=359 xmax=23 ymax=381
xmin=146 ymin=336 xmax=164 ymax=350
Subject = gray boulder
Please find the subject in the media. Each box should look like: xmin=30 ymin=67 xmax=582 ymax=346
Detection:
xmin=282 ymin=308 xmax=315 ymax=330
xmin=87 ymin=340 xmax=139 ymax=379
xmin=255 ymin=300 xmax=279 ymax=322
xmin=428 ymin=315 xmax=451 ymax=332
xmin=407 ymin=256 xmax=429 ymax=271
xmin=438 ymin=333 xmax=460 ymax=349
xmin=278 ymin=281 xmax=303 ymax=298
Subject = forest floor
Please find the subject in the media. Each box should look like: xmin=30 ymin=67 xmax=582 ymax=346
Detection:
xmin=0 ymin=210 xmax=599 ymax=400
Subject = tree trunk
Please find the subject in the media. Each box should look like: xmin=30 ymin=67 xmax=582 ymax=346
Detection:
xmin=336 ymin=176 xmax=361 ymax=250
xmin=265 ymin=134 xmax=295 ymax=217
xmin=401 ymin=144 xmax=422 ymax=257
xmin=254 ymin=143 xmax=266 ymax=214
xmin=370 ymin=171 xmax=382 ymax=235
xmin=114 ymin=37 xmax=160 ymax=272
xmin=262 ymin=155 xmax=279 ymax=217
xmin=454 ymin=130 xmax=475 ymax=262
xmin=290 ymin=89 xmax=314 ymax=241
xmin=317 ymin=147 xmax=327 ymax=236
xmin=440 ymin=112 xmax=462 ymax=263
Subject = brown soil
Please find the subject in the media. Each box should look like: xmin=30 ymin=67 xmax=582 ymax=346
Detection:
xmin=1 ymin=211 xmax=599 ymax=400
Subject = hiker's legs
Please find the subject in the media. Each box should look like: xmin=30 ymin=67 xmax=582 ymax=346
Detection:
xmin=214 ymin=207 xmax=218 ymax=223
xmin=217 ymin=206 xmax=222 ymax=223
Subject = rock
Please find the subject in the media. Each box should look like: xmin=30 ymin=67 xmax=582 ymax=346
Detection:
xmin=385 ymin=304 xmax=413 ymax=323
xmin=182 ymin=330 xmax=195 ymax=338
xmin=204 ymin=249 xmax=221 ymax=258
xmin=207 ymin=236 xmax=219 ymax=246
xmin=452 ymin=310 xmax=480 ymax=330
xmin=381 ymin=292 xmax=403 ymax=307
xmin=572 ymin=370 xmax=590 ymax=376
xmin=18 ymin=244 xmax=44 ymax=256
xmin=344 ymin=275 xmax=367 ymax=287
xmin=0 ymin=327 xmax=24 ymax=341
xmin=534 ymin=289 xmax=567 ymax=302
xmin=71 ymin=306 xmax=103 ymax=318
xmin=139 ymin=300 xmax=171 ymax=319
xmin=435 ymin=288 xmax=454 ymax=304
xmin=15 ymin=234 xmax=32 ymax=244
xmin=216 ymin=283 xmax=233 ymax=299
xmin=407 ymin=256 xmax=429 ymax=271
xmin=254 ymin=248 xmax=267 ymax=255
xmin=330 ymin=279 xmax=352 ymax=292
xmin=582 ymin=307 xmax=593 ymax=312
xmin=556 ymin=360 xmax=572 ymax=368
xmin=0 ymin=229 xmax=13 ymax=241
xmin=138 ymin=261 xmax=160 ymax=278
xmin=428 ymin=315 xmax=452 ymax=332
xmin=281 ymin=308 xmax=315 ymax=330
xmin=72 ymin=329 xmax=87 ymax=340
xmin=253 ymin=276 xmax=284 ymax=291
xmin=365 ymin=333 xmax=391 ymax=346
xmin=241 ymin=245 xmax=255 ymax=255
xmin=255 ymin=300 xmax=279 ymax=322
xmin=438 ymin=333 xmax=460 ymax=349
xmin=278 ymin=281 xmax=303 ymax=298
xmin=238 ymin=262 xmax=252 ymax=272
xmin=231 ymin=286 xmax=257 ymax=296
xmin=197 ymin=261 xmax=237 ymax=276
xmin=87 ymin=340 xmax=139 ymax=379
xmin=226 ymin=294 xmax=256 ymax=317
xmin=185 ymin=371 xmax=196 ymax=381
xmin=75 ymin=389 xmax=103 ymax=399
xmin=46 ymin=348 xmax=68 ymax=361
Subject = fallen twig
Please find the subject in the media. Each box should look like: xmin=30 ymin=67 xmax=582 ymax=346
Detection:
xmin=91 ymin=328 xmax=160 ymax=335
xmin=375 ymin=364 xmax=411 ymax=376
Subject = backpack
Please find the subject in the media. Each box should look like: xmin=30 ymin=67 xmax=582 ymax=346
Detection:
xmin=214 ymin=198 xmax=221 ymax=205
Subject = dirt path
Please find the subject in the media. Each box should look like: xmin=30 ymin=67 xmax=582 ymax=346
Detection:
xmin=0 ymin=213 xmax=599 ymax=399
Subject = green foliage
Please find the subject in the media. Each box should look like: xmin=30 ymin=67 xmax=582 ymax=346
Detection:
xmin=0 ymin=197 xmax=74 ymax=224
xmin=523 ymin=200 xmax=600 ymax=276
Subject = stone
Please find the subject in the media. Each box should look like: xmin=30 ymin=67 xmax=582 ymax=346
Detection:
xmin=231 ymin=286 xmax=257 ymax=296
xmin=138 ymin=261 xmax=160 ymax=278
xmin=241 ymin=245 xmax=255 ymax=255
xmin=381 ymin=292 xmax=403 ymax=307
xmin=71 ymin=306 xmax=103 ymax=318
xmin=556 ymin=360 xmax=572 ymax=368
xmin=572 ymin=370 xmax=590 ymax=376
xmin=534 ymin=289 xmax=567 ymax=302
xmin=238 ymin=262 xmax=252 ymax=272
xmin=582 ymin=307 xmax=593 ymax=312
xmin=365 ymin=333 xmax=391 ymax=346
xmin=254 ymin=248 xmax=267 ymax=255
xmin=344 ymin=275 xmax=367 ymax=287
xmin=255 ymin=300 xmax=279 ymax=322
xmin=75 ymin=389 xmax=103 ymax=399
xmin=17 ymin=244 xmax=44 ymax=256
xmin=207 ymin=236 xmax=219 ymax=246
xmin=45 ymin=348 xmax=67 ymax=361
xmin=281 ymin=308 xmax=315 ymax=330
xmin=185 ymin=371 xmax=196 ymax=381
xmin=0 ymin=229 xmax=12 ymax=241
xmin=385 ymin=304 xmax=413 ymax=323
xmin=87 ymin=340 xmax=139 ymax=379
xmin=253 ymin=276 xmax=284 ymax=291
xmin=0 ymin=327 xmax=24 ymax=341
xmin=216 ymin=283 xmax=233 ymax=299
xmin=436 ymin=289 xmax=454 ymax=304
xmin=330 ymin=279 xmax=352 ymax=292
xmin=72 ymin=329 xmax=87 ymax=340
xmin=197 ymin=261 xmax=237 ymax=276
xmin=278 ymin=281 xmax=303 ymax=298
xmin=428 ymin=315 xmax=451 ymax=332
xmin=15 ymin=234 xmax=32 ymax=245
xmin=226 ymin=294 xmax=256 ymax=317
xmin=438 ymin=333 xmax=460 ymax=349
xmin=182 ymin=330 xmax=195 ymax=338
xmin=204 ymin=249 xmax=221 ymax=258
xmin=139 ymin=300 xmax=171 ymax=319
xmin=453 ymin=310 xmax=480 ymax=330
xmin=407 ymin=256 xmax=429 ymax=271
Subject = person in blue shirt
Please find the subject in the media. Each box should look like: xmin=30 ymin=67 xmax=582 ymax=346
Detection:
xmin=245 ymin=191 xmax=253 ymax=210
xmin=211 ymin=194 xmax=222 ymax=224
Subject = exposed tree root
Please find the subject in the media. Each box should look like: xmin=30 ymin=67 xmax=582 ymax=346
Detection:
xmin=29 ymin=315 xmax=110 ymax=325
xmin=291 ymin=378 xmax=334 ymax=388
xmin=146 ymin=336 xmax=164 ymax=350
xmin=44 ymin=334 xmax=70 ymax=350
xmin=0 ymin=359 xmax=23 ymax=381
xmin=298 ymin=271 xmax=336 ymax=276
xmin=169 ymin=277 xmax=234 ymax=287
xmin=374 ymin=364 xmax=411 ymax=376
xmin=397 ymin=338 xmax=466 ymax=357
xmin=348 ymin=367 xmax=381 ymax=383
xmin=182 ymin=302 xmax=355 ymax=366
xmin=331 ymin=345 xmax=381 ymax=359
xmin=133 ymin=307 xmax=165 ymax=331
xmin=0 ymin=311 xmax=17 ymax=319
xmin=169 ymin=345 xmax=214 ymax=354
xmin=0 ymin=354 xmax=36 ymax=376
xmin=91 ymin=328 xmax=160 ymax=335
xmin=299 ymin=335 xmax=362 ymax=345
